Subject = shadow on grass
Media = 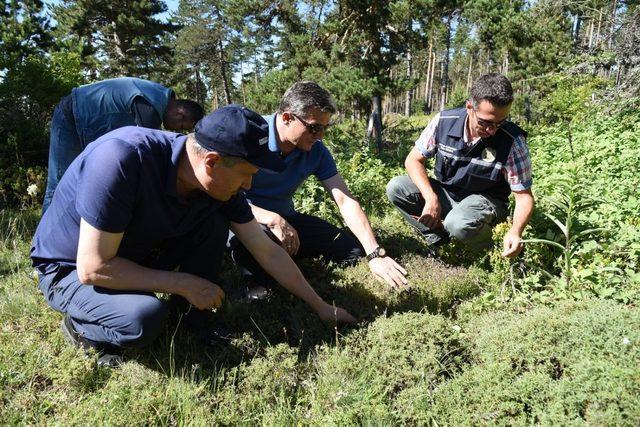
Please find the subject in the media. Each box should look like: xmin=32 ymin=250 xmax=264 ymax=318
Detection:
xmin=131 ymin=248 xmax=483 ymax=380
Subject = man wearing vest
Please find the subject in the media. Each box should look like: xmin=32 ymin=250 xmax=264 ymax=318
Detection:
xmin=31 ymin=105 xmax=355 ymax=367
xmin=230 ymin=81 xmax=407 ymax=297
xmin=386 ymin=73 xmax=534 ymax=258
xmin=42 ymin=77 xmax=205 ymax=212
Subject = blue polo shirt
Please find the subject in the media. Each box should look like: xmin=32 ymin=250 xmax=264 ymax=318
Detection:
xmin=31 ymin=126 xmax=253 ymax=271
xmin=245 ymin=114 xmax=338 ymax=216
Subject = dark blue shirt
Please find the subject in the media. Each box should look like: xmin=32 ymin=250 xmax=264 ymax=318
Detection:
xmin=245 ymin=114 xmax=338 ymax=216
xmin=31 ymin=126 xmax=253 ymax=271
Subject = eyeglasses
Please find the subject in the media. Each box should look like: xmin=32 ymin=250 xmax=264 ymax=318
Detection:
xmin=474 ymin=113 xmax=507 ymax=130
xmin=292 ymin=113 xmax=332 ymax=135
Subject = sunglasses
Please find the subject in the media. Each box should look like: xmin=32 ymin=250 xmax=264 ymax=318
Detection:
xmin=474 ymin=113 xmax=507 ymax=130
xmin=292 ymin=113 xmax=332 ymax=135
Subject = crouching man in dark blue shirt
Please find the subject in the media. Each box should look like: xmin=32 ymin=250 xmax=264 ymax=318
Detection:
xmin=31 ymin=105 xmax=355 ymax=367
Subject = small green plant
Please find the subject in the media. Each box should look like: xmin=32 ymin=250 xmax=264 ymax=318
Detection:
xmin=521 ymin=166 xmax=607 ymax=295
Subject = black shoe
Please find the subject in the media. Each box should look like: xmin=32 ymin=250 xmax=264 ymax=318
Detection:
xmin=61 ymin=315 xmax=123 ymax=368
xmin=239 ymin=275 xmax=272 ymax=302
xmin=181 ymin=306 xmax=233 ymax=345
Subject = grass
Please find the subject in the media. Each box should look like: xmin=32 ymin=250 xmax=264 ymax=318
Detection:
xmin=1 ymin=107 xmax=639 ymax=424
xmin=1 ymin=205 xmax=638 ymax=425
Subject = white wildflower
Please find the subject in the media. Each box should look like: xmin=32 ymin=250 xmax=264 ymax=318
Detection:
xmin=622 ymin=337 xmax=631 ymax=345
xmin=27 ymin=184 xmax=38 ymax=197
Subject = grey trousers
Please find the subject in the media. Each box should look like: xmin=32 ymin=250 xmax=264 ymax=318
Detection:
xmin=386 ymin=175 xmax=508 ymax=251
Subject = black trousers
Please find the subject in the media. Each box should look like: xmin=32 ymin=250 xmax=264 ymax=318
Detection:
xmin=229 ymin=212 xmax=364 ymax=285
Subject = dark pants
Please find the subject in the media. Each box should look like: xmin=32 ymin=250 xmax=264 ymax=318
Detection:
xmin=37 ymin=213 xmax=230 ymax=348
xmin=386 ymin=175 xmax=508 ymax=250
xmin=229 ymin=212 xmax=363 ymax=285
xmin=43 ymin=103 xmax=83 ymax=213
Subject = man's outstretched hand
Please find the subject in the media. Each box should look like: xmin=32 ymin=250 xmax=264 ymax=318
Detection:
xmin=316 ymin=302 xmax=357 ymax=325
xmin=502 ymin=230 xmax=524 ymax=258
xmin=368 ymin=256 xmax=408 ymax=289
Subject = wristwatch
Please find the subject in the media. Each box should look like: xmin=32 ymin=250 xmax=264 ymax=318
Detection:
xmin=365 ymin=246 xmax=386 ymax=261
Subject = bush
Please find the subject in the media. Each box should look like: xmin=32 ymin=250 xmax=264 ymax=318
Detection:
xmin=304 ymin=312 xmax=463 ymax=424
xmin=416 ymin=300 xmax=640 ymax=425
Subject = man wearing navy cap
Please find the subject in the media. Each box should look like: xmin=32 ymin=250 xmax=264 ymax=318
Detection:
xmin=31 ymin=104 xmax=355 ymax=367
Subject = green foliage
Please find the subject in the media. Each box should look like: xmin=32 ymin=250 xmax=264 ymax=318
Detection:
xmin=429 ymin=300 xmax=639 ymax=425
xmin=243 ymin=68 xmax=297 ymax=115
xmin=476 ymin=103 xmax=640 ymax=311
xmin=0 ymin=52 xmax=82 ymax=207
xmin=535 ymin=74 xmax=609 ymax=125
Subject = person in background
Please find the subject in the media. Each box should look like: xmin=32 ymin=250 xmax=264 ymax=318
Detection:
xmin=42 ymin=77 xmax=204 ymax=212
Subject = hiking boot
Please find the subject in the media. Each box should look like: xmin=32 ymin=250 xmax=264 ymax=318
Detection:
xmin=61 ymin=315 xmax=123 ymax=368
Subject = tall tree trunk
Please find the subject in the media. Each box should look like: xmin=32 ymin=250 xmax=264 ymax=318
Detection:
xmin=253 ymin=54 xmax=259 ymax=87
xmin=217 ymin=39 xmax=232 ymax=105
xmin=240 ymin=61 xmax=247 ymax=105
xmin=466 ymin=55 xmax=473 ymax=92
xmin=424 ymin=35 xmax=433 ymax=112
xmin=111 ymin=21 xmax=125 ymax=59
xmin=608 ymin=0 xmax=618 ymax=49
xmin=440 ymin=15 xmax=452 ymax=111
xmin=195 ymin=63 xmax=203 ymax=106
xmin=367 ymin=96 xmax=383 ymax=153
xmin=428 ymin=50 xmax=436 ymax=113
xmin=405 ymin=48 xmax=412 ymax=116
xmin=587 ymin=17 xmax=595 ymax=49
xmin=595 ymin=9 xmax=603 ymax=48
xmin=572 ymin=14 xmax=582 ymax=47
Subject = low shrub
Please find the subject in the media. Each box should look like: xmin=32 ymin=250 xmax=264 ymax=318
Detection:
xmin=425 ymin=300 xmax=640 ymax=425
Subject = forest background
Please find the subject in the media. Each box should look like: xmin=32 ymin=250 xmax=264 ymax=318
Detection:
xmin=1 ymin=0 xmax=639 ymax=424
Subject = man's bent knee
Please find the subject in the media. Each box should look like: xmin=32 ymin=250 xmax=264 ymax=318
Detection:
xmin=444 ymin=220 xmax=493 ymax=249
xmin=113 ymin=296 xmax=168 ymax=348
xmin=386 ymin=175 xmax=408 ymax=205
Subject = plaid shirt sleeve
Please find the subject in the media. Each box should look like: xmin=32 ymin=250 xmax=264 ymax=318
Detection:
xmin=414 ymin=112 xmax=440 ymax=158
xmin=504 ymin=134 xmax=533 ymax=191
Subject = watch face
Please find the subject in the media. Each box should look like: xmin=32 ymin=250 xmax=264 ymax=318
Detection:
xmin=378 ymin=247 xmax=386 ymax=257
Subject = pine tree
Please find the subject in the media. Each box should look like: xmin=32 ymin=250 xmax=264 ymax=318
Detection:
xmin=52 ymin=0 xmax=175 ymax=79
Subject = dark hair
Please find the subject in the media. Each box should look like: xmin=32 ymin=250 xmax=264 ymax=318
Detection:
xmin=175 ymin=99 xmax=205 ymax=123
xmin=278 ymin=81 xmax=337 ymax=116
xmin=470 ymin=73 xmax=513 ymax=108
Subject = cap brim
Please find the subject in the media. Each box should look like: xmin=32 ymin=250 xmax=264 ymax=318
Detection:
xmin=247 ymin=151 xmax=286 ymax=174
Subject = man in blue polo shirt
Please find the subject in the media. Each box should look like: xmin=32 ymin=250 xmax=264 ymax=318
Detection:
xmin=42 ymin=77 xmax=205 ymax=212
xmin=230 ymin=81 xmax=407 ymax=294
xmin=31 ymin=104 xmax=355 ymax=367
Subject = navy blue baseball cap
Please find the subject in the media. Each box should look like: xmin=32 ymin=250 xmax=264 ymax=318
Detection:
xmin=194 ymin=104 xmax=286 ymax=173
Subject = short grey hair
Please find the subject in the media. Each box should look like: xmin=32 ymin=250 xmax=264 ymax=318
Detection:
xmin=187 ymin=135 xmax=245 ymax=167
xmin=278 ymin=81 xmax=337 ymax=117
xmin=470 ymin=73 xmax=514 ymax=108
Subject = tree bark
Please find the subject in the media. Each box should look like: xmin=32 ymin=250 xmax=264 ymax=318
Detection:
xmin=572 ymin=14 xmax=582 ymax=47
xmin=440 ymin=15 xmax=452 ymax=111
xmin=424 ymin=35 xmax=433 ymax=112
xmin=466 ymin=55 xmax=473 ymax=92
xmin=367 ymin=96 xmax=383 ymax=153
xmin=218 ymin=39 xmax=232 ymax=105
xmin=608 ymin=0 xmax=618 ymax=49
xmin=405 ymin=48 xmax=412 ymax=116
